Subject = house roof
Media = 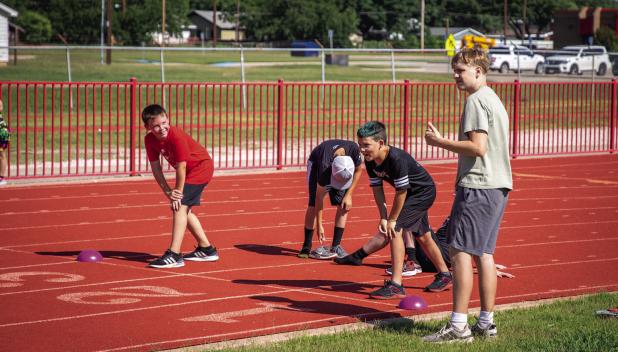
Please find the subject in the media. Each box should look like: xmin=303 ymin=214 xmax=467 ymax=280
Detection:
xmin=0 ymin=2 xmax=18 ymax=17
xmin=429 ymin=27 xmax=485 ymax=39
xmin=189 ymin=10 xmax=237 ymax=29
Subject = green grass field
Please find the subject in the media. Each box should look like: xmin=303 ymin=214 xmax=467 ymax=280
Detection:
xmin=214 ymin=293 xmax=618 ymax=352
xmin=0 ymin=48 xmax=453 ymax=83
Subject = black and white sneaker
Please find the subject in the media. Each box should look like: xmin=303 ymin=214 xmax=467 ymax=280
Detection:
xmin=184 ymin=246 xmax=219 ymax=262
xmin=149 ymin=249 xmax=185 ymax=268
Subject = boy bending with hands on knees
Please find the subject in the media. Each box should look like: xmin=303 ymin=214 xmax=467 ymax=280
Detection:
xmin=340 ymin=121 xmax=451 ymax=299
xmin=423 ymin=47 xmax=512 ymax=343
xmin=142 ymin=104 xmax=219 ymax=268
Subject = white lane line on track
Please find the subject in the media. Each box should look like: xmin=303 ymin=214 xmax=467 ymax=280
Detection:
xmin=1 ymin=211 xmax=618 ymax=250
xmin=0 ymin=239 xmax=616 ymax=297
xmin=3 ymin=192 xmax=618 ymax=217
xmin=0 ymin=195 xmax=618 ymax=232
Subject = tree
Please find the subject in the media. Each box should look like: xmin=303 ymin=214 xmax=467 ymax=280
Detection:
xmin=595 ymin=26 xmax=618 ymax=51
xmin=239 ymin=0 xmax=358 ymax=46
xmin=16 ymin=11 xmax=52 ymax=44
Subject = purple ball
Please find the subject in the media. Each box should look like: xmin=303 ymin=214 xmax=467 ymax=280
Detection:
xmin=77 ymin=250 xmax=103 ymax=263
xmin=398 ymin=295 xmax=428 ymax=310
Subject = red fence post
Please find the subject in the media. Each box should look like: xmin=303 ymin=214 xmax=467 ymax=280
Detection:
xmin=276 ymin=79 xmax=283 ymax=170
xmin=610 ymin=78 xmax=616 ymax=154
xmin=512 ymin=80 xmax=521 ymax=159
xmin=129 ymin=77 xmax=138 ymax=176
xmin=403 ymin=80 xmax=410 ymax=153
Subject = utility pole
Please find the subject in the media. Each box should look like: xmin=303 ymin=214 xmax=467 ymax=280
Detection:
xmin=161 ymin=0 xmax=166 ymax=46
xmin=503 ymin=0 xmax=508 ymax=44
xmin=105 ymin=0 xmax=112 ymax=64
xmin=212 ymin=0 xmax=217 ymax=47
xmin=420 ymin=0 xmax=425 ymax=51
xmin=100 ymin=0 xmax=104 ymax=64
xmin=235 ymin=0 xmax=240 ymax=42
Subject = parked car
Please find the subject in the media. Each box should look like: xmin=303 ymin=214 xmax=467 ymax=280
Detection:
xmin=544 ymin=45 xmax=611 ymax=75
xmin=612 ymin=57 xmax=618 ymax=76
xmin=489 ymin=45 xmax=545 ymax=74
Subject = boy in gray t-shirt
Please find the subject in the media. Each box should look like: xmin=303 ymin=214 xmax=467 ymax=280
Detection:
xmin=423 ymin=47 xmax=512 ymax=343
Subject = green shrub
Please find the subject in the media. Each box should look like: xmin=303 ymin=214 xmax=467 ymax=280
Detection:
xmin=594 ymin=26 xmax=618 ymax=51
xmin=16 ymin=11 xmax=52 ymax=44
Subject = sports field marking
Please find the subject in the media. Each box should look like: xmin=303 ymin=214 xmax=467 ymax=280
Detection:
xmin=1 ymin=236 xmax=615 ymax=299
xmin=2 ymin=195 xmax=617 ymax=231
xmin=3 ymin=188 xmax=618 ymax=216
xmin=2 ymin=257 xmax=615 ymax=329
xmin=91 ymin=283 xmax=618 ymax=352
xmin=513 ymin=172 xmax=618 ymax=185
xmin=1 ymin=210 xmax=616 ymax=253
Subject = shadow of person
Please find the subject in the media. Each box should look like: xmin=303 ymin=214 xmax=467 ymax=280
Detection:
xmin=233 ymin=278 xmax=378 ymax=295
xmin=234 ymin=244 xmax=298 ymax=256
xmin=250 ymin=295 xmax=401 ymax=323
xmin=35 ymin=250 xmax=157 ymax=263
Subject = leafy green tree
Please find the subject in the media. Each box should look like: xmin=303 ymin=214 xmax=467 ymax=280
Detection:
xmin=240 ymin=0 xmax=358 ymax=46
xmin=16 ymin=11 xmax=52 ymax=44
xmin=595 ymin=26 xmax=618 ymax=51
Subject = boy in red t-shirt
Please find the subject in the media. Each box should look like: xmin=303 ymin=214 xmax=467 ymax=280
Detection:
xmin=142 ymin=104 xmax=218 ymax=268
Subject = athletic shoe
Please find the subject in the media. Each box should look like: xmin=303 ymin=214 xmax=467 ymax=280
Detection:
xmin=334 ymin=253 xmax=363 ymax=266
xmin=596 ymin=307 xmax=618 ymax=318
xmin=369 ymin=280 xmax=406 ymax=299
xmin=330 ymin=245 xmax=348 ymax=259
xmin=184 ymin=246 xmax=219 ymax=262
xmin=297 ymin=247 xmax=311 ymax=258
xmin=385 ymin=261 xmax=422 ymax=277
xmin=149 ymin=249 xmax=185 ymax=268
xmin=423 ymin=322 xmax=473 ymax=343
xmin=425 ymin=272 xmax=453 ymax=292
xmin=471 ymin=322 xmax=498 ymax=338
xmin=0 ymin=178 xmax=6 ymax=186
xmin=309 ymin=245 xmax=337 ymax=260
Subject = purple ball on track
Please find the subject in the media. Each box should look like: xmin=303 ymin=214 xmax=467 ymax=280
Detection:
xmin=398 ymin=295 xmax=428 ymax=310
xmin=77 ymin=250 xmax=103 ymax=263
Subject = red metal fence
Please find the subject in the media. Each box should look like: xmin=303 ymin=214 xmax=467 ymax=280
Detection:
xmin=0 ymin=79 xmax=616 ymax=179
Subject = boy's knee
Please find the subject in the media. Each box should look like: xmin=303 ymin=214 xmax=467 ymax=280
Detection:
xmin=416 ymin=232 xmax=431 ymax=244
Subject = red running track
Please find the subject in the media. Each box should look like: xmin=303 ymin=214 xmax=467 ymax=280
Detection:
xmin=0 ymin=154 xmax=617 ymax=351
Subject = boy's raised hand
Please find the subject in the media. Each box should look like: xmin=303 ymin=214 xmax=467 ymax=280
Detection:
xmin=424 ymin=121 xmax=442 ymax=146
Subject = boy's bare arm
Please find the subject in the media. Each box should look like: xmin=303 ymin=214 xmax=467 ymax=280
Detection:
xmin=385 ymin=190 xmax=407 ymax=238
xmin=371 ymin=186 xmax=389 ymax=234
xmin=341 ymin=166 xmax=363 ymax=210
xmin=425 ymin=121 xmax=488 ymax=157
xmin=150 ymin=160 xmax=173 ymax=198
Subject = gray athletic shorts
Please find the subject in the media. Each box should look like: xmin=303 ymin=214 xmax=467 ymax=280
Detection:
xmin=448 ymin=186 xmax=509 ymax=256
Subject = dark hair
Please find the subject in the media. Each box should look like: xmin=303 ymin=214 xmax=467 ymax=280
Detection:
xmin=357 ymin=121 xmax=387 ymax=143
xmin=141 ymin=104 xmax=167 ymax=125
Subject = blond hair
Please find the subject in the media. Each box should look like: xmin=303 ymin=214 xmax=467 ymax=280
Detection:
xmin=451 ymin=47 xmax=490 ymax=74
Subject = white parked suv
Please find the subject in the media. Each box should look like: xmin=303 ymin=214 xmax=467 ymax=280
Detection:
xmin=489 ymin=45 xmax=545 ymax=74
xmin=544 ymin=45 xmax=611 ymax=75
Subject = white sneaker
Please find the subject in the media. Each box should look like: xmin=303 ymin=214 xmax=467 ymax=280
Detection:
xmin=309 ymin=246 xmax=336 ymax=260
xmin=385 ymin=261 xmax=422 ymax=277
xmin=423 ymin=322 xmax=473 ymax=343
xmin=0 ymin=178 xmax=6 ymax=186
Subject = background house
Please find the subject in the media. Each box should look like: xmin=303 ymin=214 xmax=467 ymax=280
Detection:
xmin=188 ymin=10 xmax=245 ymax=42
xmin=0 ymin=2 xmax=17 ymax=65
xmin=553 ymin=7 xmax=618 ymax=48
xmin=429 ymin=27 xmax=485 ymax=49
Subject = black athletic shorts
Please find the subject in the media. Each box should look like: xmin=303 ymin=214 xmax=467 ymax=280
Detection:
xmin=181 ymin=183 xmax=208 ymax=207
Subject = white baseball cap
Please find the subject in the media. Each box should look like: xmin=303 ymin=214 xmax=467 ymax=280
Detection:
xmin=331 ymin=156 xmax=355 ymax=190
